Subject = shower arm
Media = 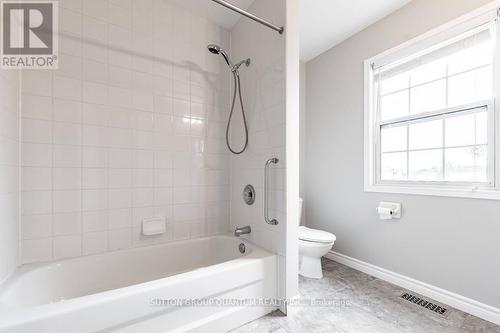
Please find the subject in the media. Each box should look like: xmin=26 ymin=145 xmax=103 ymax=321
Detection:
xmin=210 ymin=0 xmax=284 ymax=34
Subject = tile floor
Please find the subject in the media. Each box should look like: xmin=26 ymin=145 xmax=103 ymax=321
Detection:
xmin=232 ymin=258 xmax=500 ymax=333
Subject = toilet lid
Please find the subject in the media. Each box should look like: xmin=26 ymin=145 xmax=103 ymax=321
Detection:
xmin=298 ymin=226 xmax=336 ymax=243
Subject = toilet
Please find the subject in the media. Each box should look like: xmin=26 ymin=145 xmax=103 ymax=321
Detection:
xmin=298 ymin=198 xmax=336 ymax=279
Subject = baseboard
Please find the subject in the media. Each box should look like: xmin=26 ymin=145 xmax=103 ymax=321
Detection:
xmin=325 ymin=251 xmax=500 ymax=326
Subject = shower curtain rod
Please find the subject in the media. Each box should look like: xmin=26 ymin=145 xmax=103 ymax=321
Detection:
xmin=210 ymin=0 xmax=284 ymax=34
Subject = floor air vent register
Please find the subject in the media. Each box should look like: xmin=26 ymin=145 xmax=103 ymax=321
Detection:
xmin=400 ymin=292 xmax=449 ymax=316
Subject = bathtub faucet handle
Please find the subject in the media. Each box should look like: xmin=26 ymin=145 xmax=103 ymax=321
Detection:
xmin=234 ymin=225 xmax=251 ymax=237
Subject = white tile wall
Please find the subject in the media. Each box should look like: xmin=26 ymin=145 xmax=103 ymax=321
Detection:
xmin=20 ymin=0 xmax=231 ymax=263
xmin=0 ymin=70 xmax=19 ymax=281
xmin=229 ymin=0 xmax=286 ymax=256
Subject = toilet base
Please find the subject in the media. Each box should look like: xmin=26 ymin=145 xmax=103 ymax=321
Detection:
xmin=299 ymin=255 xmax=323 ymax=279
xmin=298 ymin=239 xmax=334 ymax=279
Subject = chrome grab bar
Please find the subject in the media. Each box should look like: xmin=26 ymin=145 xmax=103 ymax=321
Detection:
xmin=264 ymin=157 xmax=279 ymax=225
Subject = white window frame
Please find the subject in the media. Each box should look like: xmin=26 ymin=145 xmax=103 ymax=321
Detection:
xmin=364 ymin=2 xmax=500 ymax=200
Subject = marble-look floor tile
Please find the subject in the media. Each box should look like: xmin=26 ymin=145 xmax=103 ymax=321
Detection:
xmin=459 ymin=315 xmax=500 ymax=333
xmin=232 ymin=258 xmax=500 ymax=333
xmin=354 ymin=278 xmax=468 ymax=333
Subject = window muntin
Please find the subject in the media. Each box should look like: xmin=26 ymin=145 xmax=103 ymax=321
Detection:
xmin=379 ymin=107 xmax=490 ymax=183
xmin=377 ymin=28 xmax=493 ymax=122
xmin=374 ymin=27 xmax=494 ymax=186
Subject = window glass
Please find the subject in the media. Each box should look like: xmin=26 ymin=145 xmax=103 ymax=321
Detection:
xmin=444 ymin=113 xmax=475 ymax=147
xmin=409 ymin=119 xmax=443 ymax=150
xmin=376 ymin=27 xmax=493 ymax=185
xmin=381 ymin=90 xmax=409 ymax=120
xmin=410 ymin=59 xmax=447 ymax=86
xmin=409 ymin=150 xmax=443 ymax=181
xmin=445 ymin=146 xmax=487 ymax=182
xmin=381 ymin=152 xmax=407 ymax=180
xmin=448 ymin=66 xmax=492 ymax=107
xmin=475 ymin=111 xmax=488 ymax=145
xmin=381 ymin=125 xmax=407 ymax=153
xmin=447 ymin=41 xmax=492 ymax=75
xmin=379 ymin=31 xmax=493 ymax=120
xmin=410 ymin=80 xmax=446 ymax=114
xmin=380 ymin=72 xmax=409 ymax=95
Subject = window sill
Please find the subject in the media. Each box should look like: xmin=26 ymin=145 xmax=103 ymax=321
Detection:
xmin=364 ymin=184 xmax=500 ymax=200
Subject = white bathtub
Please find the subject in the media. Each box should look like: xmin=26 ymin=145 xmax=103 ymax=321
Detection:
xmin=0 ymin=235 xmax=277 ymax=333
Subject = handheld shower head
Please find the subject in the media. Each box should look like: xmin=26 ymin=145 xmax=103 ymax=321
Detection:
xmin=207 ymin=44 xmax=221 ymax=54
xmin=206 ymin=43 xmax=250 ymax=154
xmin=207 ymin=44 xmax=233 ymax=68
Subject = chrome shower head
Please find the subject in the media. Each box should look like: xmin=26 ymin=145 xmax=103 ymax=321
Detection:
xmin=207 ymin=44 xmax=251 ymax=73
xmin=207 ymin=44 xmax=233 ymax=68
xmin=207 ymin=44 xmax=221 ymax=54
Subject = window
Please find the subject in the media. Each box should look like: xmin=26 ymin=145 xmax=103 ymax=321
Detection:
xmin=365 ymin=9 xmax=500 ymax=199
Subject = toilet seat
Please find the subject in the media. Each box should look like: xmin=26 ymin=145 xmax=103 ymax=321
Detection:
xmin=298 ymin=226 xmax=336 ymax=243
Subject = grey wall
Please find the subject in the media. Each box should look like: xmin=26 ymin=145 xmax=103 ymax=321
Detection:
xmin=305 ymin=0 xmax=500 ymax=308
xmin=299 ymin=61 xmax=306 ymax=224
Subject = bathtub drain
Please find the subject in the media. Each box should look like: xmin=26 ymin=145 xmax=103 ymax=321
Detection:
xmin=239 ymin=243 xmax=246 ymax=254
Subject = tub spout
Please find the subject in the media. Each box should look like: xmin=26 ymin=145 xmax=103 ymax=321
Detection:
xmin=234 ymin=226 xmax=251 ymax=237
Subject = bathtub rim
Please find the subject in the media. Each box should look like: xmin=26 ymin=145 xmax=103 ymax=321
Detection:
xmin=2 ymin=233 xmax=256 ymax=289
xmin=0 ymin=234 xmax=275 ymax=327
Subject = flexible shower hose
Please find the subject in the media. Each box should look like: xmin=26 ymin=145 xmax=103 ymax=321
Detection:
xmin=226 ymin=72 xmax=249 ymax=154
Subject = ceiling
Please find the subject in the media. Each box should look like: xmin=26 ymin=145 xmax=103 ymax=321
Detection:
xmin=174 ymin=0 xmax=412 ymax=62
xmin=299 ymin=0 xmax=412 ymax=61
